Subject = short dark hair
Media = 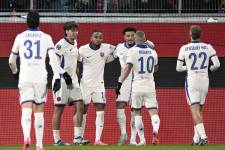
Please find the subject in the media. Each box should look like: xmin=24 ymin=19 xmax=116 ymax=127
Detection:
xmin=64 ymin=21 xmax=78 ymax=32
xmin=91 ymin=29 xmax=103 ymax=35
xmin=122 ymin=27 xmax=136 ymax=35
xmin=190 ymin=25 xmax=202 ymax=40
xmin=27 ymin=10 xmax=40 ymax=29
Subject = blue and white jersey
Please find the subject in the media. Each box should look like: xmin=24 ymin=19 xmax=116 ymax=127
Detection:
xmin=9 ymin=29 xmax=59 ymax=84
xmin=55 ymin=38 xmax=79 ymax=83
xmin=126 ymin=44 xmax=158 ymax=93
xmin=79 ymin=43 xmax=116 ymax=87
xmin=116 ymin=42 xmax=134 ymax=82
xmin=177 ymin=41 xmax=217 ymax=79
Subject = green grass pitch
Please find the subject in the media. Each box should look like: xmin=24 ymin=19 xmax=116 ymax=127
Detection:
xmin=1 ymin=145 xmax=225 ymax=150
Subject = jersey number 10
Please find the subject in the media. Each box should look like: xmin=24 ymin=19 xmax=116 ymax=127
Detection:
xmin=24 ymin=40 xmax=42 ymax=59
xmin=138 ymin=56 xmax=154 ymax=74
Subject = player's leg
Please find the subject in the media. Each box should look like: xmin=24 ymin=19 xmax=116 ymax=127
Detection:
xmin=145 ymin=92 xmax=160 ymax=145
xmin=93 ymin=92 xmax=107 ymax=145
xmin=52 ymin=105 xmax=65 ymax=145
xmin=197 ymin=83 xmax=209 ymax=146
xmin=19 ymin=83 xmax=34 ymax=150
xmin=80 ymin=104 xmax=89 ymax=139
xmin=33 ymin=103 xmax=44 ymax=150
xmin=186 ymin=79 xmax=208 ymax=146
xmin=190 ymin=104 xmax=207 ymax=145
xmin=116 ymin=83 xmax=130 ymax=145
xmin=148 ymin=109 xmax=160 ymax=145
xmin=21 ymin=102 xmax=33 ymax=150
xmin=130 ymin=108 xmax=137 ymax=145
xmin=69 ymin=86 xmax=90 ymax=146
xmin=33 ymin=83 xmax=48 ymax=150
xmin=186 ymin=79 xmax=202 ymax=145
xmin=116 ymin=102 xmax=128 ymax=145
xmin=80 ymin=85 xmax=91 ymax=142
xmin=52 ymin=81 xmax=67 ymax=145
xmin=72 ymin=100 xmax=84 ymax=144
xmin=132 ymin=93 xmax=146 ymax=146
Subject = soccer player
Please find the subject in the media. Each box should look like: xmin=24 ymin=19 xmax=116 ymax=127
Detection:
xmin=8 ymin=10 xmax=60 ymax=150
xmin=115 ymin=27 xmax=156 ymax=145
xmin=78 ymin=30 xmax=116 ymax=145
xmin=52 ymin=21 xmax=87 ymax=146
xmin=176 ymin=25 xmax=220 ymax=146
xmin=116 ymin=31 xmax=160 ymax=146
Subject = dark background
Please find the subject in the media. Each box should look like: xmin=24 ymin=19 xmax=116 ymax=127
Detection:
xmin=1 ymin=57 xmax=224 ymax=88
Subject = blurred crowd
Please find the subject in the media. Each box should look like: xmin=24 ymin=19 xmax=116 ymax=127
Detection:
xmin=0 ymin=0 xmax=225 ymax=13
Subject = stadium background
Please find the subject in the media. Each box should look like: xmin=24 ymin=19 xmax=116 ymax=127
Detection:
xmin=0 ymin=23 xmax=225 ymax=145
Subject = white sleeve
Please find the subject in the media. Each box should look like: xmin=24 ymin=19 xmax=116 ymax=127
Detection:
xmin=210 ymin=56 xmax=220 ymax=72
xmin=54 ymin=40 xmax=66 ymax=74
xmin=176 ymin=47 xmax=187 ymax=72
xmin=47 ymin=36 xmax=60 ymax=79
xmin=152 ymin=50 xmax=158 ymax=65
xmin=9 ymin=35 xmax=19 ymax=74
xmin=78 ymin=47 xmax=83 ymax=62
xmin=126 ymin=49 xmax=134 ymax=65
xmin=208 ymin=44 xmax=217 ymax=59
xmin=145 ymin=40 xmax=155 ymax=49
xmin=106 ymin=44 xmax=117 ymax=63
xmin=208 ymin=45 xmax=220 ymax=71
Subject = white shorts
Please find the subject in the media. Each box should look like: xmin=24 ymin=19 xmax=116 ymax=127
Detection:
xmin=53 ymin=80 xmax=82 ymax=105
xmin=80 ymin=84 xmax=106 ymax=105
xmin=131 ymin=91 xmax=158 ymax=109
xmin=116 ymin=81 xmax=132 ymax=103
xmin=18 ymin=82 xmax=47 ymax=105
xmin=185 ymin=78 xmax=209 ymax=106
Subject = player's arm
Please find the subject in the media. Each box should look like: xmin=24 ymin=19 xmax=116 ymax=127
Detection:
xmin=115 ymin=63 xmax=132 ymax=97
xmin=153 ymin=50 xmax=159 ymax=73
xmin=106 ymin=44 xmax=117 ymax=63
xmin=55 ymin=42 xmax=74 ymax=89
xmin=47 ymin=37 xmax=61 ymax=93
xmin=208 ymin=45 xmax=220 ymax=72
xmin=176 ymin=46 xmax=187 ymax=72
xmin=115 ymin=49 xmax=134 ymax=97
xmin=209 ymin=55 xmax=220 ymax=72
xmin=145 ymin=40 xmax=155 ymax=49
xmin=118 ymin=63 xmax=132 ymax=83
xmin=9 ymin=35 xmax=19 ymax=80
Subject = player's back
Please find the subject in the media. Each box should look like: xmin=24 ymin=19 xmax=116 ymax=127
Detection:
xmin=180 ymin=42 xmax=216 ymax=80
xmin=127 ymin=44 xmax=157 ymax=93
xmin=15 ymin=29 xmax=54 ymax=83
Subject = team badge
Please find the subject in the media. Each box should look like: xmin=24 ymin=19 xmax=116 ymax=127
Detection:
xmin=100 ymin=52 xmax=104 ymax=57
xmin=56 ymin=44 xmax=61 ymax=50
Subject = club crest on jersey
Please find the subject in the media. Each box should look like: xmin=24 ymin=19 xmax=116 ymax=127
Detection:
xmin=56 ymin=44 xmax=61 ymax=50
xmin=100 ymin=52 xmax=104 ymax=57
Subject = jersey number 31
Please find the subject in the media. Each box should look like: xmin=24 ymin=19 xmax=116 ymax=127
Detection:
xmin=24 ymin=40 xmax=42 ymax=59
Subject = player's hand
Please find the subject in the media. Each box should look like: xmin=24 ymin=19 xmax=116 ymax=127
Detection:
xmin=53 ymin=79 xmax=61 ymax=93
xmin=13 ymin=70 xmax=19 ymax=81
xmin=115 ymin=82 xmax=122 ymax=98
xmin=62 ymin=72 xmax=74 ymax=89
